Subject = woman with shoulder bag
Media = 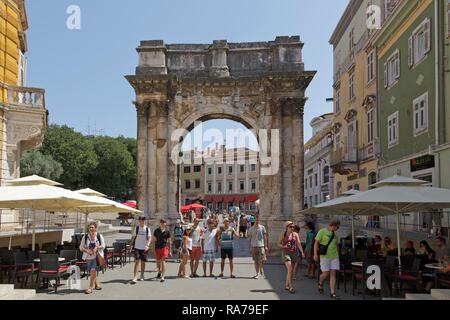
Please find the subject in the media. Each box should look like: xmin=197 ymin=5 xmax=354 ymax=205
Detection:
xmin=79 ymin=222 xmax=105 ymax=294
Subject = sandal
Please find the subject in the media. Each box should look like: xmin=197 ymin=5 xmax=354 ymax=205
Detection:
xmin=330 ymin=293 xmax=340 ymax=300
xmin=289 ymin=287 xmax=295 ymax=294
xmin=85 ymin=288 xmax=93 ymax=294
xmin=95 ymin=286 xmax=102 ymax=290
xmin=230 ymin=275 xmax=236 ymax=278
xmin=318 ymin=284 xmax=324 ymax=294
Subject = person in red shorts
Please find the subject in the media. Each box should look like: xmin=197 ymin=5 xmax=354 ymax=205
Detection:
xmin=152 ymin=219 xmax=172 ymax=282
xmin=189 ymin=218 xmax=204 ymax=277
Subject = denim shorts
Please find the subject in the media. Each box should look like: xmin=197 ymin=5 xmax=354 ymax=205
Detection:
xmin=86 ymin=259 xmax=98 ymax=271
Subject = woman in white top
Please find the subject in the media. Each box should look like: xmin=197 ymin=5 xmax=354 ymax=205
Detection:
xmin=178 ymin=227 xmax=193 ymax=279
xmin=79 ymin=222 xmax=105 ymax=294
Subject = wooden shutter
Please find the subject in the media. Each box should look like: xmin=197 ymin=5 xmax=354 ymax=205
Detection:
xmin=408 ymin=36 xmax=414 ymax=67
xmin=424 ymin=18 xmax=431 ymax=54
xmin=384 ymin=62 xmax=388 ymax=88
xmin=395 ymin=51 xmax=400 ymax=79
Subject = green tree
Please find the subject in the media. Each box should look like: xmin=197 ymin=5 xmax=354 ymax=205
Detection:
xmin=20 ymin=151 xmax=64 ymax=181
xmin=86 ymin=136 xmax=135 ymax=200
xmin=40 ymin=124 xmax=99 ymax=189
xmin=116 ymin=135 xmax=137 ymax=163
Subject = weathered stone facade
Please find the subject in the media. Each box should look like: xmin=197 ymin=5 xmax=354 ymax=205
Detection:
xmin=126 ymin=36 xmax=315 ymax=246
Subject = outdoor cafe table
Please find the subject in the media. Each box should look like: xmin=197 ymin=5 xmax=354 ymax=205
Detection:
xmin=425 ymin=263 xmax=445 ymax=270
xmin=33 ymin=257 xmax=66 ymax=263
xmin=352 ymin=261 xmax=363 ymax=267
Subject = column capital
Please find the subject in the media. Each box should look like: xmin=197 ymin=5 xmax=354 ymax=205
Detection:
xmin=133 ymin=101 xmax=150 ymax=117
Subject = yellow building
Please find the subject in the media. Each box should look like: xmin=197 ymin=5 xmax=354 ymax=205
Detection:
xmin=329 ymin=0 xmax=381 ymax=197
xmin=0 ymin=0 xmax=47 ymax=229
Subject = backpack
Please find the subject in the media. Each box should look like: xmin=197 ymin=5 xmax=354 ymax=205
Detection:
xmin=84 ymin=233 xmax=102 ymax=247
xmin=133 ymin=226 xmax=149 ymax=248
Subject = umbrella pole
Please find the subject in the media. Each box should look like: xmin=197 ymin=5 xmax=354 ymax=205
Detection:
xmin=447 ymin=211 xmax=450 ymax=239
xmin=32 ymin=210 xmax=36 ymax=251
xmin=84 ymin=214 xmax=88 ymax=236
xmin=396 ymin=211 xmax=402 ymax=274
xmin=351 ymin=212 xmax=355 ymax=250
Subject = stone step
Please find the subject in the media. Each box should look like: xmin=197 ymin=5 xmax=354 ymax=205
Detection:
xmin=405 ymin=293 xmax=435 ymax=300
xmin=0 ymin=285 xmax=14 ymax=296
xmin=0 ymin=289 xmax=35 ymax=300
xmin=431 ymin=289 xmax=450 ymax=300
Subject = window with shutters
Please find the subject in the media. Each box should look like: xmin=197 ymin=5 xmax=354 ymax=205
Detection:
xmin=384 ymin=49 xmax=400 ymax=89
xmin=208 ymin=182 xmax=212 ymax=193
xmin=349 ymin=72 xmax=355 ymax=100
xmin=349 ymin=28 xmax=355 ymax=59
xmin=367 ymin=50 xmax=376 ymax=84
xmin=195 ymin=179 xmax=201 ymax=189
xmin=408 ymin=18 xmax=431 ymax=67
xmin=240 ymin=180 xmax=245 ymax=191
xmin=413 ymin=92 xmax=428 ymax=136
xmin=217 ymin=182 xmax=222 ymax=193
xmin=367 ymin=108 xmax=375 ymax=143
xmin=387 ymin=112 xmax=399 ymax=148
xmin=185 ymin=180 xmax=191 ymax=189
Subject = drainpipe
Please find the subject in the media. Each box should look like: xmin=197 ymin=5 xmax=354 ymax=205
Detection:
xmin=434 ymin=0 xmax=440 ymax=148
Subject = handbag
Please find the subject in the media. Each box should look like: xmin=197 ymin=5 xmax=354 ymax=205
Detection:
xmin=96 ymin=253 xmax=106 ymax=268
xmin=318 ymin=231 xmax=335 ymax=255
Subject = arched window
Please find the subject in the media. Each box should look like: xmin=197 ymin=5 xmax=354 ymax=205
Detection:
xmin=323 ymin=166 xmax=330 ymax=184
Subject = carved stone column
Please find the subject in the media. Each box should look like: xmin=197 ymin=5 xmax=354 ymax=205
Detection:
xmin=155 ymin=101 xmax=169 ymax=220
xmin=292 ymin=98 xmax=306 ymax=217
xmin=135 ymin=101 xmax=149 ymax=216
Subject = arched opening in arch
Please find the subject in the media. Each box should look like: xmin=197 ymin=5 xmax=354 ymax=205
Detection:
xmin=176 ymin=118 xmax=260 ymax=219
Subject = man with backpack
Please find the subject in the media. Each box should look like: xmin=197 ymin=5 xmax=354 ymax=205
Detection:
xmin=314 ymin=220 xmax=341 ymax=299
xmin=173 ymin=219 xmax=184 ymax=263
xmin=131 ymin=216 xmax=152 ymax=284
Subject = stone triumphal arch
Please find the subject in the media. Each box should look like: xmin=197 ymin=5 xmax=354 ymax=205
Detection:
xmin=126 ymin=36 xmax=315 ymax=239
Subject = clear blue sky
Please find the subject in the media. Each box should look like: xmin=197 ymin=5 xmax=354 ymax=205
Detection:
xmin=25 ymin=0 xmax=348 ymax=143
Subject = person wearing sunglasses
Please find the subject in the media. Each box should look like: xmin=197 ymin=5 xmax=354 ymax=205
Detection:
xmin=278 ymin=221 xmax=305 ymax=294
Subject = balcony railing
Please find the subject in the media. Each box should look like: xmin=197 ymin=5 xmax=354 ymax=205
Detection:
xmin=359 ymin=141 xmax=380 ymax=162
xmin=330 ymin=147 xmax=357 ymax=167
xmin=6 ymin=85 xmax=45 ymax=109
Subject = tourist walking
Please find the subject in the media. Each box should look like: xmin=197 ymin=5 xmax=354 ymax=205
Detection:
xmin=314 ymin=220 xmax=341 ymax=299
xmin=278 ymin=221 xmax=305 ymax=294
xmin=190 ymin=218 xmax=204 ymax=277
xmin=217 ymin=218 xmax=240 ymax=278
xmin=291 ymin=225 xmax=302 ymax=280
xmin=303 ymin=221 xmax=317 ymax=279
xmin=202 ymin=220 xmax=219 ymax=277
xmin=173 ymin=219 xmax=184 ymax=262
xmin=131 ymin=216 xmax=151 ymax=283
xmin=178 ymin=226 xmax=192 ymax=279
xmin=152 ymin=219 xmax=172 ymax=282
xmin=79 ymin=222 xmax=105 ymax=294
xmin=239 ymin=214 xmax=247 ymax=238
xmin=248 ymin=215 xmax=268 ymax=279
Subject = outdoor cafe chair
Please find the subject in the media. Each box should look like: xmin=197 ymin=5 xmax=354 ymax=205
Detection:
xmin=13 ymin=251 xmax=37 ymax=288
xmin=37 ymin=254 xmax=69 ymax=293
xmin=337 ymin=253 xmax=353 ymax=293
xmin=354 ymin=248 xmax=368 ymax=261
xmin=75 ymin=250 xmax=88 ymax=279
xmin=0 ymin=250 xmax=15 ymax=284
xmin=352 ymin=258 xmax=384 ymax=299
xmin=383 ymin=255 xmax=398 ymax=296
xmin=395 ymin=256 xmax=422 ymax=295
xmin=111 ymin=242 xmax=127 ymax=268
xmin=435 ymin=271 xmax=450 ymax=289
xmin=59 ymin=250 xmax=77 ymax=266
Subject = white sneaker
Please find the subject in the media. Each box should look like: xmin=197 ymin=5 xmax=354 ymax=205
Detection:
xmin=139 ymin=277 xmax=145 ymax=281
xmin=253 ymin=274 xmax=259 ymax=279
xmin=131 ymin=278 xmax=138 ymax=284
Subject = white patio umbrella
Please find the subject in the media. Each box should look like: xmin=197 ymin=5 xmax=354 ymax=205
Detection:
xmin=7 ymin=175 xmax=63 ymax=186
xmin=73 ymin=189 xmax=142 ymax=234
xmin=0 ymin=184 xmax=109 ymax=250
xmin=311 ymin=175 xmax=450 ymax=270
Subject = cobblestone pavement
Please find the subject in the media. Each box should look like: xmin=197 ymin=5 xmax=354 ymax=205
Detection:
xmin=32 ymin=234 xmax=366 ymax=300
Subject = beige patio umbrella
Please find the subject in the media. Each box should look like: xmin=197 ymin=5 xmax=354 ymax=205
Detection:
xmin=73 ymin=189 xmax=142 ymax=234
xmin=0 ymin=184 xmax=109 ymax=250
xmin=302 ymin=190 xmax=367 ymax=249
xmin=311 ymin=175 xmax=450 ymax=271
xmin=7 ymin=175 xmax=63 ymax=186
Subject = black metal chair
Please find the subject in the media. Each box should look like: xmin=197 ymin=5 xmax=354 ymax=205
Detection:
xmin=111 ymin=242 xmax=127 ymax=268
xmin=0 ymin=250 xmax=15 ymax=284
xmin=13 ymin=251 xmax=37 ymax=288
xmin=435 ymin=271 xmax=450 ymax=289
xmin=337 ymin=253 xmax=353 ymax=293
xmin=383 ymin=255 xmax=398 ymax=296
xmin=395 ymin=257 xmax=421 ymax=295
xmin=352 ymin=258 xmax=384 ymax=299
xmin=59 ymin=250 xmax=78 ymax=266
xmin=37 ymin=254 xmax=69 ymax=293
xmin=75 ymin=250 xmax=88 ymax=279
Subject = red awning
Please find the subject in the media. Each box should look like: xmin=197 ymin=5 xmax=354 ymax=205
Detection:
xmin=203 ymin=196 xmax=212 ymax=202
xmin=246 ymin=195 xmax=258 ymax=202
xmin=235 ymin=196 xmax=246 ymax=202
